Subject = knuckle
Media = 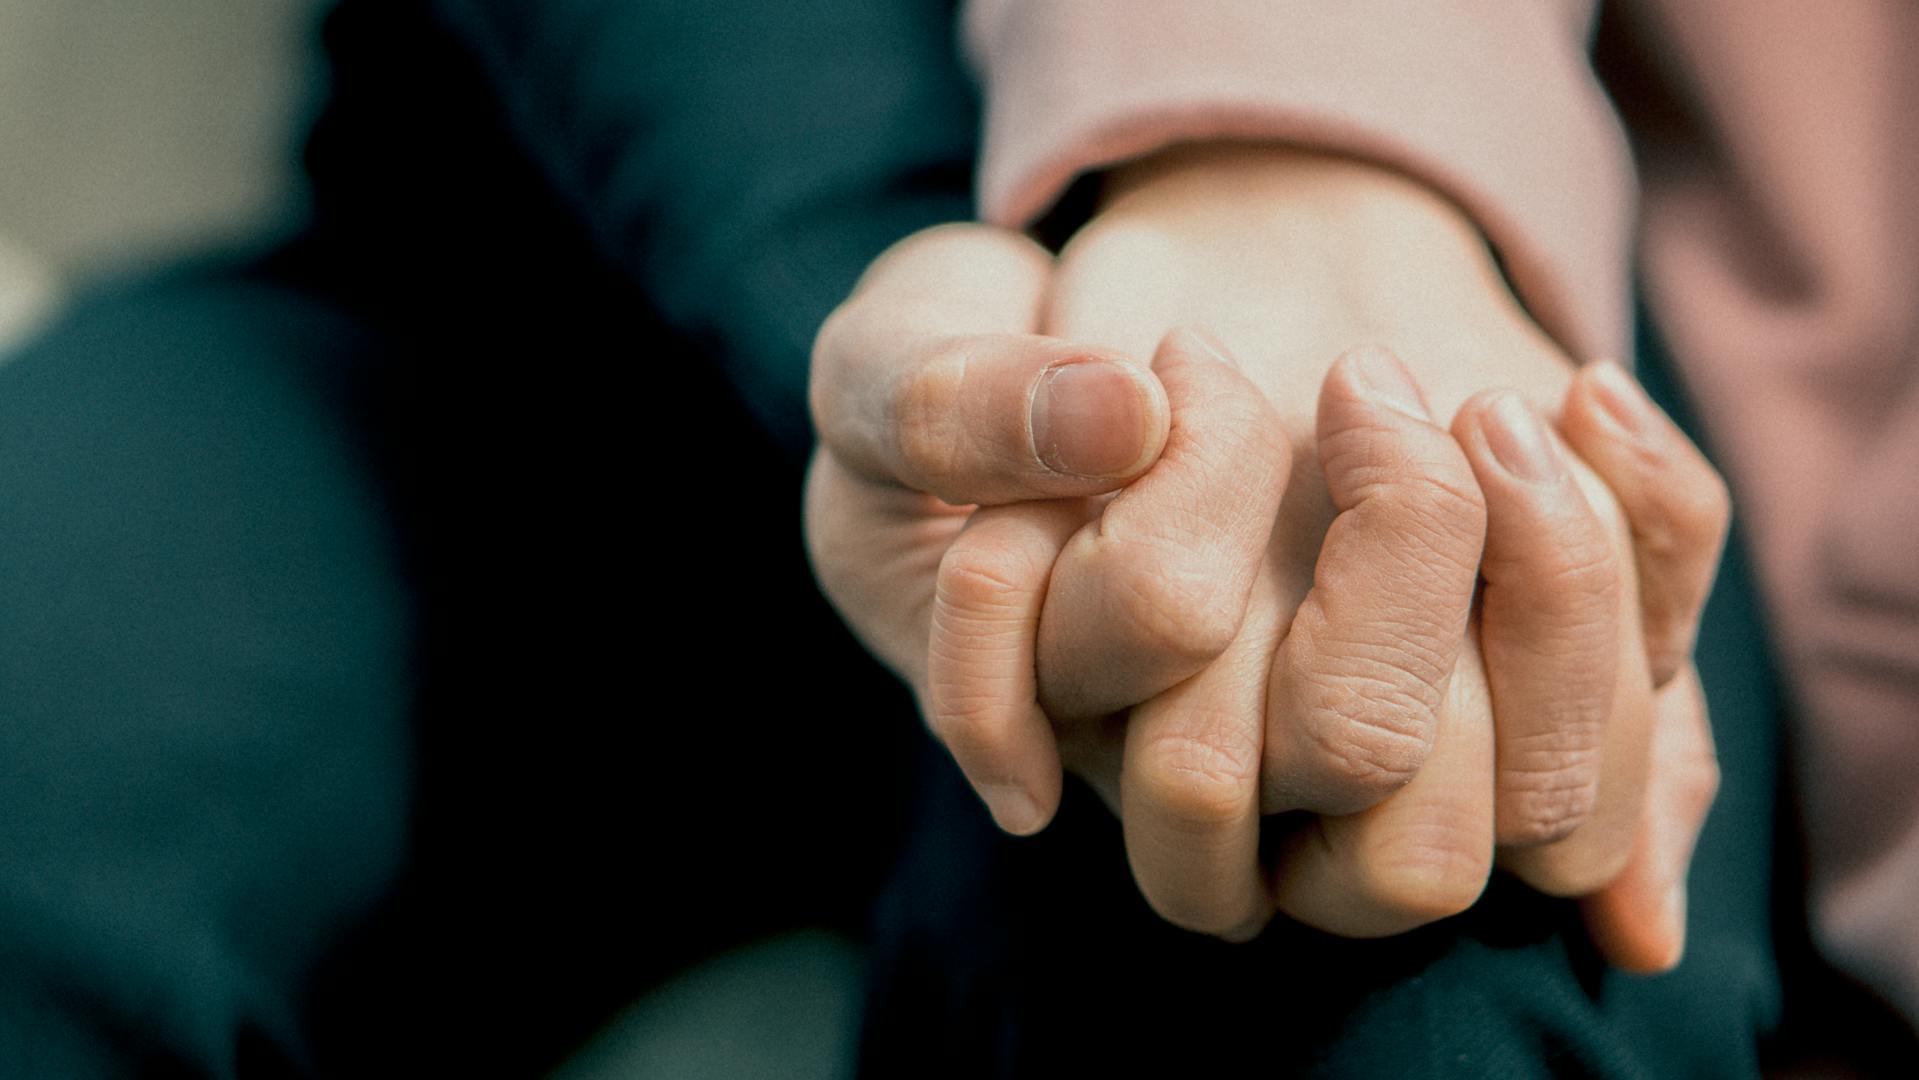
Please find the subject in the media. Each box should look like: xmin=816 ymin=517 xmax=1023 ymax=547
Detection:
xmin=1133 ymin=730 xmax=1257 ymax=833
xmin=1415 ymin=465 xmax=1491 ymax=528
xmin=1497 ymin=759 xmax=1601 ymax=846
xmin=1289 ymin=669 xmax=1436 ymax=811
xmin=892 ymin=341 xmax=971 ymax=488
xmin=936 ymin=541 xmax=1038 ymax=616
xmin=1332 ymin=431 xmax=1490 ymax=534
xmin=1107 ymin=553 xmax=1242 ymax=668
xmin=1674 ymin=470 xmax=1734 ymax=548
xmin=1360 ymin=823 xmax=1494 ymax=923
xmin=1641 ymin=472 xmax=1732 ymax=566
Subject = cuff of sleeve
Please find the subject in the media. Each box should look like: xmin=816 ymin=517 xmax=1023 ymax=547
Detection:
xmin=966 ymin=0 xmax=1636 ymax=360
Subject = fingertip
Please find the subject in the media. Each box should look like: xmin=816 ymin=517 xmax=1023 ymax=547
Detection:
xmin=979 ymin=780 xmax=1055 ymax=837
xmin=1582 ymin=359 xmax=1663 ymax=441
xmin=1312 ymin=349 xmax=1481 ymax=529
xmin=1562 ymin=361 xmax=1729 ymax=690
xmin=1335 ymin=344 xmax=1435 ymax=424
xmin=1584 ymin=878 xmax=1688 ymax=974
xmin=1154 ymin=326 xmax=1242 ymax=373
xmin=1562 ymin=360 xmax=1690 ymax=478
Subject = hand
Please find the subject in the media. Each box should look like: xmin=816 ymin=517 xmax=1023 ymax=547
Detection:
xmin=806 ymin=155 xmax=1726 ymax=965
xmin=916 ymin=145 xmax=1725 ymax=963
xmin=1022 ymin=144 xmax=1655 ymax=939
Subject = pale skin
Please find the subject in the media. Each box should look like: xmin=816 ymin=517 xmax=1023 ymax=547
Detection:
xmin=807 ymin=145 xmax=1727 ymax=971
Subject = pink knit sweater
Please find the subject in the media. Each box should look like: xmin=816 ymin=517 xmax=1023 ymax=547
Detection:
xmin=965 ymin=0 xmax=1919 ymax=1025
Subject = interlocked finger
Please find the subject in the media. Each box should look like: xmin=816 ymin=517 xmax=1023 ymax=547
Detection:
xmin=1036 ymin=329 xmax=1292 ymax=722
xmin=1453 ymin=391 xmax=1620 ymax=848
xmin=1262 ymin=347 xmax=1487 ymax=816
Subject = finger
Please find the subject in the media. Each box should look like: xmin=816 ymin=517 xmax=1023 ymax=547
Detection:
xmin=1263 ymin=346 xmax=1487 ymax=815
xmin=1036 ymin=329 xmax=1292 ymax=720
xmin=926 ymin=500 xmax=1088 ymax=835
xmin=1560 ymin=360 xmax=1731 ymax=688
xmin=1580 ymin=666 xmax=1720 ymax=972
xmin=1120 ymin=564 xmax=1281 ymax=941
xmin=810 ymin=224 xmax=1170 ymax=505
xmin=1498 ymin=466 xmax=1655 ymax=896
xmin=803 ymin=450 xmax=970 ymax=687
xmin=1271 ymin=630 xmax=1496 ymax=937
xmin=1453 ymin=391 xmax=1620 ymax=847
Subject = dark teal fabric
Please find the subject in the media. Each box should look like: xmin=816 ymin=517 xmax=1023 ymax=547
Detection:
xmin=421 ymin=0 xmax=980 ymax=454
xmin=0 ymin=273 xmax=412 ymax=1076
xmin=0 ymin=1 xmax=937 ymax=1072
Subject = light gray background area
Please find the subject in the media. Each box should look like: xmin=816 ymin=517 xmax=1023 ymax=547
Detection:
xmin=0 ymin=0 xmax=323 ymax=278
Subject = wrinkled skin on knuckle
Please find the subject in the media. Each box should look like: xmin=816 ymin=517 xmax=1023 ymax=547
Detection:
xmin=935 ymin=539 xmax=1042 ymax=618
xmin=1310 ymin=521 xmax=1477 ymax=675
xmin=1322 ymin=427 xmax=1488 ymax=546
xmin=1496 ymin=739 xmax=1602 ymax=846
xmin=1330 ymin=477 xmax=1486 ymax=619
xmin=891 ymin=340 xmax=973 ymax=491
xmin=1285 ymin=658 xmax=1437 ymax=812
xmin=1134 ymin=729 xmax=1258 ymax=834
xmin=1104 ymin=545 xmax=1243 ymax=669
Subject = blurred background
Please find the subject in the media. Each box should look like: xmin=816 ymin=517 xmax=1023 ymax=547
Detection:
xmin=0 ymin=4 xmax=875 ymax=1075
xmin=0 ymin=1 xmax=322 ymax=348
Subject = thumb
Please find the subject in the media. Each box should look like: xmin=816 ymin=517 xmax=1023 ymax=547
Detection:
xmin=810 ymin=224 xmax=1169 ymax=506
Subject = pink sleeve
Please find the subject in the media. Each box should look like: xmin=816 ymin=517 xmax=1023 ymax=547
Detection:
xmin=963 ymin=0 xmax=1636 ymax=361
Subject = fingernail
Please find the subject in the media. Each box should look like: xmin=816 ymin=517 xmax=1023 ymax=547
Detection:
xmin=1031 ymin=360 xmax=1152 ymax=477
xmin=981 ymin=782 xmax=1045 ymax=836
xmin=1588 ymin=360 xmax=1657 ymax=438
xmin=1483 ymin=392 xmax=1566 ymax=482
xmin=1349 ymin=346 xmax=1431 ymax=422
xmin=1182 ymin=327 xmax=1243 ymax=370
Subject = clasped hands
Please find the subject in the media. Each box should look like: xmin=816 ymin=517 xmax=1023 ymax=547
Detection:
xmin=806 ymin=147 xmax=1728 ymax=971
